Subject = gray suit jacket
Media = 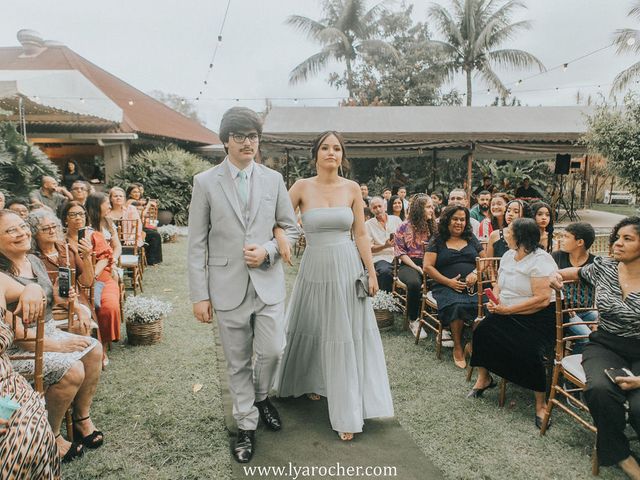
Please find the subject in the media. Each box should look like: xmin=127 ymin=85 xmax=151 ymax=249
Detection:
xmin=187 ymin=158 xmax=299 ymax=311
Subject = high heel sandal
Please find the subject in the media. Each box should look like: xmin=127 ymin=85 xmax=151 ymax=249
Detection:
xmin=338 ymin=432 xmax=354 ymax=441
xmin=306 ymin=393 xmax=320 ymax=401
xmin=56 ymin=434 xmax=84 ymax=463
xmin=73 ymin=416 xmax=104 ymax=449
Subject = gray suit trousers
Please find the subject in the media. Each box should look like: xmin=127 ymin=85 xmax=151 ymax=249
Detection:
xmin=214 ymin=280 xmax=285 ymax=431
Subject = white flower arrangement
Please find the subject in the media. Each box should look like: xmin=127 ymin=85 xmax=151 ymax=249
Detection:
xmin=371 ymin=290 xmax=401 ymax=312
xmin=157 ymin=224 xmax=180 ymax=242
xmin=124 ymin=296 xmax=172 ymax=324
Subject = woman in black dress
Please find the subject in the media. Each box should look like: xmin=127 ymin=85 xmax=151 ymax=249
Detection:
xmin=469 ymin=218 xmax=557 ymax=428
xmin=61 ymin=160 xmax=85 ymax=191
xmin=424 ymin=206 xmax=484 ymax=369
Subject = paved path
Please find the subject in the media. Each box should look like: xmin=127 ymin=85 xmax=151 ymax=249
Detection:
xmin=556 ymin=209 xmax=627 ymax=230
xmin=215 ymin=333 xmax=444 ymax=480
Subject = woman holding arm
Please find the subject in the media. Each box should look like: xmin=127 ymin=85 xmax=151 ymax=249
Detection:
xmin=550 ymin=217 xmax=640 ymax=479
xmin=469 ymin=218 xmax=557 ymax=428
xmin=276 ymin=131 xmax=394 ymax=441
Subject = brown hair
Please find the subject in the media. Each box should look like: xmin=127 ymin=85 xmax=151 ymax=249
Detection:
xmin=310 ymin=131 xmax=351 ymax=175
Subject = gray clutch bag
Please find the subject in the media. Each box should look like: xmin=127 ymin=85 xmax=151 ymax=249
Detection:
xmin=355 ymin=270 xmax=371 ymax=298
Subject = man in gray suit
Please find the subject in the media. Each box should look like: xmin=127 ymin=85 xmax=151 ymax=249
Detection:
xmin=187 ymin=107 xmax=298 ymax=463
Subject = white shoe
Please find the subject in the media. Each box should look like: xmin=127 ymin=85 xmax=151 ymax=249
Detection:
xmin=441 ymin=330 xmax=454 ymax=348
xmin=410 ymin=320 xmax=428 ymax=339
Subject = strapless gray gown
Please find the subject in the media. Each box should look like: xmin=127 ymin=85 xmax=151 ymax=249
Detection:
xmin=276 ymin=207 xmax=394 ymax=433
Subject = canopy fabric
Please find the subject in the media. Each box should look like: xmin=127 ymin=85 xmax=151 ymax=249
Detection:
xmin=261 ymin=106 xmax=593 ymax=159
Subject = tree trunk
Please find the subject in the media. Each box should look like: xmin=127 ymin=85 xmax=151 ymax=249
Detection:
xmin=346 ymin=57 xmax=354 ymax=100
xmin=466 ymin=69 xmax=472 ymax=106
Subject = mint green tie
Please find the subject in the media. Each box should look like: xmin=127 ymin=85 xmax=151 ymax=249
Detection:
xmin=237 ymin=170 xmax=248 ymax=208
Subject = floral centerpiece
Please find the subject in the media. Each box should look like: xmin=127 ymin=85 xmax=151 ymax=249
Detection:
xmin=157 ymin=224 xmax=180 ymax=243
xmin=124 ymin=296 xmax=172 ymax=345
xmin=371 ymin=290 xmax=401 ymax=329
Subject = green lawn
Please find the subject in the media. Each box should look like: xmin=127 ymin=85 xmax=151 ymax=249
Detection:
xmin=590 ymin=203 xmax=638 ymax=217
xmin=64 ymin=239 xmax=632 ymax=479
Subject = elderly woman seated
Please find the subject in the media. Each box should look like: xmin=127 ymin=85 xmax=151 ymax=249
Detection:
xmin=551 ymin=217 xmax=640 ymax=479
xmin=28 ymin=209 xmax=96 ymax=336
xmin=0 ymin=275 xmax=60 ymax=478
xmin=0 ymin=210 xmax=103 ymax=463
xmin=424 ymin=205 xmax=484 ymax=369
xmin=469 ymin=218 xmax=557 ymax=429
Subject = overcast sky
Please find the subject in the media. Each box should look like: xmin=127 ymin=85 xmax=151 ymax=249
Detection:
xmin=3 ymin=0 xmax=639 ymax=130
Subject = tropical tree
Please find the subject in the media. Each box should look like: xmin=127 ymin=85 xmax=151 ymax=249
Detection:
xmin=611 ymin=1 xmax=640 ymax=93
xmin=427 ymin=0 xmax=545 ymax=105
xmin=329 ymin=2 xmax=463 ymax=106
xmin=287 ymin=0 xmax=399 ymax=99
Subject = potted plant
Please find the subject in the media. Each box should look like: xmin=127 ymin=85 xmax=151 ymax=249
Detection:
xmin=158 ymin=224 xmax=180 ymax=243
xmin=124 ymin=296 xmax=172 ymax=346
xmin=371 ymin=290 xmax=401 ymax=329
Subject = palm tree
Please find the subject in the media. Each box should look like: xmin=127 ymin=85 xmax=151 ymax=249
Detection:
xmin=611 ymin=1 xmax=640 ymax=93
xmin=427 ymin=0 xmax=545 ymax=106
xmin=286 ymin=0 xmax=399 ymax=99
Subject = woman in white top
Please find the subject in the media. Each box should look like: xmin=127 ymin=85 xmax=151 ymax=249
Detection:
xmin=468 ymin=218 xmax=558 ymax=428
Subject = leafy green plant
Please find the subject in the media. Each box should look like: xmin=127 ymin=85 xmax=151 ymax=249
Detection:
xmin=0 ymin=122 xmax=59 ymax=198
xmin=111 ymin=145 xmax=211 ymax=225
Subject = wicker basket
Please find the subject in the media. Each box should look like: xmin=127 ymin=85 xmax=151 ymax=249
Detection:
xmin=126 ymin=318 xmax=163 ymax=346
xmin=374 ymin=309 xmax=394 ymax=329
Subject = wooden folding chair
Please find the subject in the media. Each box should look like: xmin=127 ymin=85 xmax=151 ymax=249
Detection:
xmin=416 ymin=270 xmax=443 ymax=356
xmin=540 ymin=280 xmax=600 ymax=475
xmin=465 ymin=256 xmax=501 ymax=382
xmin=293 ymin=233 xmax=306 ymax=258
xmin=115 ymin=219 xmax=144 ymax=295
xmin=7 ymin=300 xmax=46 ymax=393
xmin=391 ymin=257 xmax=409 ymax=330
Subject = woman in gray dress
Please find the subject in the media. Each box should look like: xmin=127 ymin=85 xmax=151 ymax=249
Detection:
xmin=276 ymin=131 xmax=394 ymax=441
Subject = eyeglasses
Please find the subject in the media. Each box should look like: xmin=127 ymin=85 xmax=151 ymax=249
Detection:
xmin=38 ymin=224 xmax=59 ymax=234
xmin=71 ymin=187 xmax=87 ymax=191
xmin=3 ymin=222 xmax=30 ymax=238
xmin=230 ymin=132 xmax=260 ymax=143
xmin=67 ymin=211 xmax=86 ymax=218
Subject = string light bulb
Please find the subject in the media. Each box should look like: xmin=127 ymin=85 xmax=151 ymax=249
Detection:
xmin=627 ymin=37 xmax=636 ymax=46
xmin=563 ymin=63 xmax=568 ymax=71
xmin=517 ymin=79 xmax=522 ymax=85
xmin=217 ymin=35 xmax=223 ymax=45
xmin=128 ymin=100 xmax=134 ymax=106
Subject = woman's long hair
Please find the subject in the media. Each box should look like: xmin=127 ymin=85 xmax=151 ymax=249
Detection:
xmin=408 ymin=194 xmax=436 ymax=239
xmin=386 ymin=194 xmax=405 ymax=220
xmin=85 ymin=192 xmax=114 ymax=234
xmin=490 ymin=193 xmax=510 ymax=230
xmin=437 ymin=205 xmax=473 ymax=242
xmin=530 ymin=201 xmax=554 ymax=253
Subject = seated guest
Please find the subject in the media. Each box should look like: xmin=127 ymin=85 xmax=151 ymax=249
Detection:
xmin=381 ymin=187 xmax=392 ymax=210
xmin=478 ymin=193 xmax=508 ymax=242
xmin=125 ymin=185 xmax=162 ymax=265
xmin=0 ymin=276 xmax=60 ymax=477
xmin=29 ymin=176 xmax=72 ymax=213
xmin=469 ymin=218 xmax=557 ymax=429
xmin=550 ymin=217 xmax=640 ymax=479
xmin=486 ymin=199 xmax=528 ymax=258
xmin=552 ymin=222 xmax=598 ymax=353
xmin=6 ymin=198 xmax=30 ymax=220
xmin=448 ymin=189 xmax=480 ymax=239
xmin=360 ymin=183 xmax=371 ymax=207
xmin=69 ymin=180 xmax=89 ymax=206
xmin=424 ymin=205 xmax=484 ymax=368
xmin=82 ymin=196 xmax=123 ymax=365
xmin=394 ymin=195 xmax=436 ymax=338
xmin=108 ymin=187 xmax=144 ymax=248
xmin=530 ymin=201 xmax=556 ymax=253
xmin=473 ymin=175 xmax=497 ymax=198
xmin=28 ymin=210 xmax=96 ymax=335
xmin=387 ymin=194 xmax=405 ymax=221
xmin=470 ymin=190 xmax=492 ymax=222
xmin=0 ymin=210 xmax=103 ymax=462
xmin=430 ymin=192 xmax=444 ymax=219
xmin=398 ymin=187 xmax=409 ymax=214
xmin=365 ymin=197 xmax=403 ymax=293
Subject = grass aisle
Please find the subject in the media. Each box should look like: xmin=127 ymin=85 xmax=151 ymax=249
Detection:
xmin=65 ymin=239 xmax=231 ymax=479
xmin=65 ymin=239 xmax=631 ymax=479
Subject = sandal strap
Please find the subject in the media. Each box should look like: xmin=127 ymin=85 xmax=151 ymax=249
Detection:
xmin=73 ymin=415 xmax=91 ymax=423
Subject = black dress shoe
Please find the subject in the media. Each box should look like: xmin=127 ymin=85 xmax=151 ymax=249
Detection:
xmin=233 ymin=429 xmax=255 ymax=463
xmin=467 ymin=377 xmax=497 ymax=398
xmin=255 ymin=398 xmax=282 ymax=431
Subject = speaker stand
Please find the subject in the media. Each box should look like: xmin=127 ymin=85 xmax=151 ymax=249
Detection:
xmin=556 ymin=174 xmax=581 ymax=222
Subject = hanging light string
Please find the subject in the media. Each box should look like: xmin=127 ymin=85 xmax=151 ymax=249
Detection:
xmin=506 ymin=42 xmax=616 ymax=88
xmin=196 ymin=0 xmax=232 ymax=102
